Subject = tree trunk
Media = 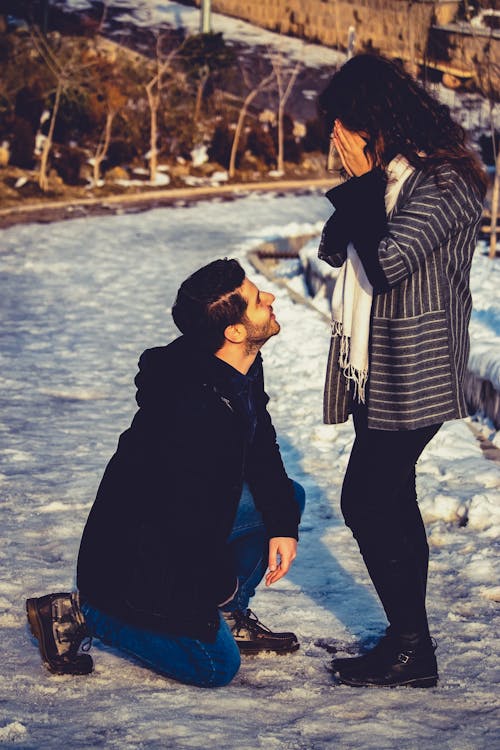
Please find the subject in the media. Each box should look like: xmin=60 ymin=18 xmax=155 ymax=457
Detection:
xmin=229 ymin=72 xmax=274 ymax=178
xmin=38 ymin=80 xmax=62 ymax=192
xmin=93 ymin=111 xmax=114 ymax=185
xmin=145 ymin=46 xmax=176 ymax=183
xmin=146 ymin=80 xmax=159 ymax=184
xmin=229 ymin=105 xmax=247 ymax=178
xmin=490 ymin=148 xmax=500 ymax=259
xmin=277 ymin=98 xmax=285 ymax=174
xmin=149 ymin=100 xmax=158 ymax=183
xmin=275 ymin=61 xmax=300 ymax=175
xmin=194 ymin=66 xmax=209 ymax=124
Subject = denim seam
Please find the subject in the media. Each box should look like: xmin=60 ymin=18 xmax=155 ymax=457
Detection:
xmin=196 ymin=639 xmax=218 ymax=687
xmin=230 ymin=553 xmax=267 ymax=611
xmin=229 ymin=522 xmax=264 ymax=534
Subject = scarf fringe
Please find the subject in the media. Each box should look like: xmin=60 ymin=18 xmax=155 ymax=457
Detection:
xmin=331 ymin=322 xmax=368 ymax=403
xmin=342 ymin=362 xmax=368 ymax=404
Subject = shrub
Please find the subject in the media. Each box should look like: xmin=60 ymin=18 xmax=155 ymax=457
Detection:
xmin=15 ymin=83 xmax=45 ymax=130
xmin=105 ymin=138 xmax=137 ymax=170
xmin=52 ymin=144 xmax=87 ymax=185
xmin=10 ymin=117 xmax=35 ymax=168
xmin=272 ymin=113 xmax=303 ymax=164
xmin=246 ymin=122 xmax=276 ymax=166
xmin=303 ymin=116 xmax=329 ymax=153
xmin=207 ymin=121 xmax=244 ymax=169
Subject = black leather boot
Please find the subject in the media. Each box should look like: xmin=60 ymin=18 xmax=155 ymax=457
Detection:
xmin=330 ymin=626 xmax=397 ymax=674
xmin=336 ymin=632 xmax=438 ymax=688
xmin=26 ymin=592 xmax=93 ymax=675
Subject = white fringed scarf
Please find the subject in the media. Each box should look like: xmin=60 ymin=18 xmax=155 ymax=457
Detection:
xmin=331 ymin=155 xmax=415 ymax=402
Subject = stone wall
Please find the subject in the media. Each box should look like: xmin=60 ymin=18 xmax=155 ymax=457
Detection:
xmin=199 ymin=0 xmax=459 ymax=58
xmin=195 ymin=1 xmax=500 ymax=92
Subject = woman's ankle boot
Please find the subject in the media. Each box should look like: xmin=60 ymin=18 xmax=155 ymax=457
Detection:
xmin=336 ymin=632 xmax=438 ymax=688
xmin=330 ymin=626 xmax=397 ymax=674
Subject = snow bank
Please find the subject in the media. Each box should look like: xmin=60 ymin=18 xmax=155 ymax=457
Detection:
xmin=1 ymin=192 xmax=498 ymax=749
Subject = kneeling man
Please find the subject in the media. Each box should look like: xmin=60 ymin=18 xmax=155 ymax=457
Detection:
xmin=27 ymin=258 xmax=304 ymax=687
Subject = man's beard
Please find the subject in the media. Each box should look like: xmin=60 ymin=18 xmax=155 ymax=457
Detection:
xmin=243 ymin=317 xmax=280 ymax=355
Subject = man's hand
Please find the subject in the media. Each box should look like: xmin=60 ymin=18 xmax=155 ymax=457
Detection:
xmin=265 ymin=537 xmax=297 ymax=586
xmin=333 ymin=119 xmax=373 ymax=177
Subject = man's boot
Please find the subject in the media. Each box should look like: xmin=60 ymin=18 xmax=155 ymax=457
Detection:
xmin=222 ymin=609 xmax=299 ymax=654
xmin=26 ymin=592 xmax=93 ymax=675
xmin=336 ymin=632 xmax=438 ymax=688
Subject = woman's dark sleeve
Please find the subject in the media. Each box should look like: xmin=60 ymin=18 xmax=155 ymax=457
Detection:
xmin=323 ymin=170 xmax=389 ymax=290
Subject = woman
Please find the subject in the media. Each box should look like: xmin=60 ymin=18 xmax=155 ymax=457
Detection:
xmin=318 ymin=54 xmax=486 ymax=688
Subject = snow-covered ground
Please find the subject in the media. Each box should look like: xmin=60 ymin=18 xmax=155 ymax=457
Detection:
xmin=1 ymin=3 xmax=499 ymax=747
xmin=0 ymin=191 xmax=499 ymax=749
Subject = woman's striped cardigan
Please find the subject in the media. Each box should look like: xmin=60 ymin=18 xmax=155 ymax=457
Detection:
xmin=319 ymin=165 xmax=483 ymax=431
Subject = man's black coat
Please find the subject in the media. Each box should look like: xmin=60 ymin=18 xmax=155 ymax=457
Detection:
xmin=77 ymin=336 xmax=299 ymax=641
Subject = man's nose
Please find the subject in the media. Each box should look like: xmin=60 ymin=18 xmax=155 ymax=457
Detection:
xmin=263 ymin=292 xmax=275 ymax=304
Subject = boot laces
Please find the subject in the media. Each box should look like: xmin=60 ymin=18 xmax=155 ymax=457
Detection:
xmin=234 ymin=608 xmax=272 ymax=634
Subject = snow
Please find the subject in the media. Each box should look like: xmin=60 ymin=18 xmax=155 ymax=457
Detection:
xmin=105 ymin=0 xmax=347 ymax=69
xmin=2 ymin=2 xmax=499 ymax=746
xmin=1 ymin=191 xmax=499 ymax=749
xmin=469 ymin=244 xmax=500 ymax=392
xmin=190 ymin=144 xmax=209 ymax=167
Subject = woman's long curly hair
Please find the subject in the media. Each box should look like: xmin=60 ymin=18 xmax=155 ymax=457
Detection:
xmin=319 ymin=54 xmax=487 ymax=198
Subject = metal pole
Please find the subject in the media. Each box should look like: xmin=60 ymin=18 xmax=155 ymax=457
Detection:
xmin=200 ymin=0 xmax=211 ymax=34
xmin=41 ymin=0 xmax=49 ymax=34
xmin=346 ymin=26 xmax=355 ymax=60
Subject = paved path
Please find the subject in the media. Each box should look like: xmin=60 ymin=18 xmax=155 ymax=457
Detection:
xmin=0 ymin=177 xmax=333 ymax=229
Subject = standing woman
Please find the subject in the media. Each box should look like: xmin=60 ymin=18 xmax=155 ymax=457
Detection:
xmin=318 ymin=54 xmax=486 ymax=688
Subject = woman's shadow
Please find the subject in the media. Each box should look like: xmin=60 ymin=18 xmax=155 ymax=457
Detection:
xmin=276 ymin=435 xmax=385 ymax=651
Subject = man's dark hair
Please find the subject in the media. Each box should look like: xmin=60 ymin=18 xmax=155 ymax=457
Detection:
xmin=172 ymin=258 xmax=247 ymax=352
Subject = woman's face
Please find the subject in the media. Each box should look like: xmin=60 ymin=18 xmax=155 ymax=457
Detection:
xmin=334 ymin=120 xmax=386 ymax=167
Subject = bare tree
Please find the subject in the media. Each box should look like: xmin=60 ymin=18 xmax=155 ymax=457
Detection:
xmin=489 ymin=149 xmax=500 ymax=259
xmin=193 ymin=63 xmax=210 ymax=125
xmin=91 ymin=83 xmax=127 ymax=184
xmin=96 ymin=0 xmax=110 ymax=34
xmin=270 ymin=53 xmax=301 ymax=174
xmin=31 ymin=28 xmax=75 ymax=191
xmin=31 ymin=28 xmax=94 ymax=191
xmin=145 ymin=33 xmax=176 ymax=184
xmin=39 ymin=78 xmax=62 ymax=191
xmin=480 ymin=22 xmax=500 ymax=259
xmin=228 ymin=68 xmax=275 ymax=178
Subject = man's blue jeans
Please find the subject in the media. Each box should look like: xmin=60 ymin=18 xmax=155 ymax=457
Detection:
xmin=81 ymin=481 xmax=305 ymax=688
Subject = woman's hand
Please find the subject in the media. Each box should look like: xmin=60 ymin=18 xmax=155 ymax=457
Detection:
xmin=333 ymin=119 xmax=373 ymax=177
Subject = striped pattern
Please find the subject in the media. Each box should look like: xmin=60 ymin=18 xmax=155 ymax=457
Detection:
xmin=324 ymin=166 xmax=483 ymax=430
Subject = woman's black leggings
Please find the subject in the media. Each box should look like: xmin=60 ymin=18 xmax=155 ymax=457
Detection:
xmin=341 ymin=403 xmax=442 ymax=638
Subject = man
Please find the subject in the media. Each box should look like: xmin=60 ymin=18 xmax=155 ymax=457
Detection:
xmin=26 ymin=258 xmax=304 ymax=687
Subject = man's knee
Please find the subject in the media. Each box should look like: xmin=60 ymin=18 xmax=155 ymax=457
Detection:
xmin=188 ymin=623 xmax=241 ymax=688
xmin=204 ymin=651 xmax=241 ymax=688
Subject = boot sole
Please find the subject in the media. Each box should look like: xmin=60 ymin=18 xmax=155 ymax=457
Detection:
xmin=26 ymin=598 xmax=93 ymax=676
xmin=237 ymin=640 xmax=300 ymax=655
xmin=337 ymin=673 xmax=438 ymax=688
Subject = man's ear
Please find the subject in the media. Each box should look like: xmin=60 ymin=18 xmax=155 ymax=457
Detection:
xmin=224 ymin=322 xmax=247 ymax=344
